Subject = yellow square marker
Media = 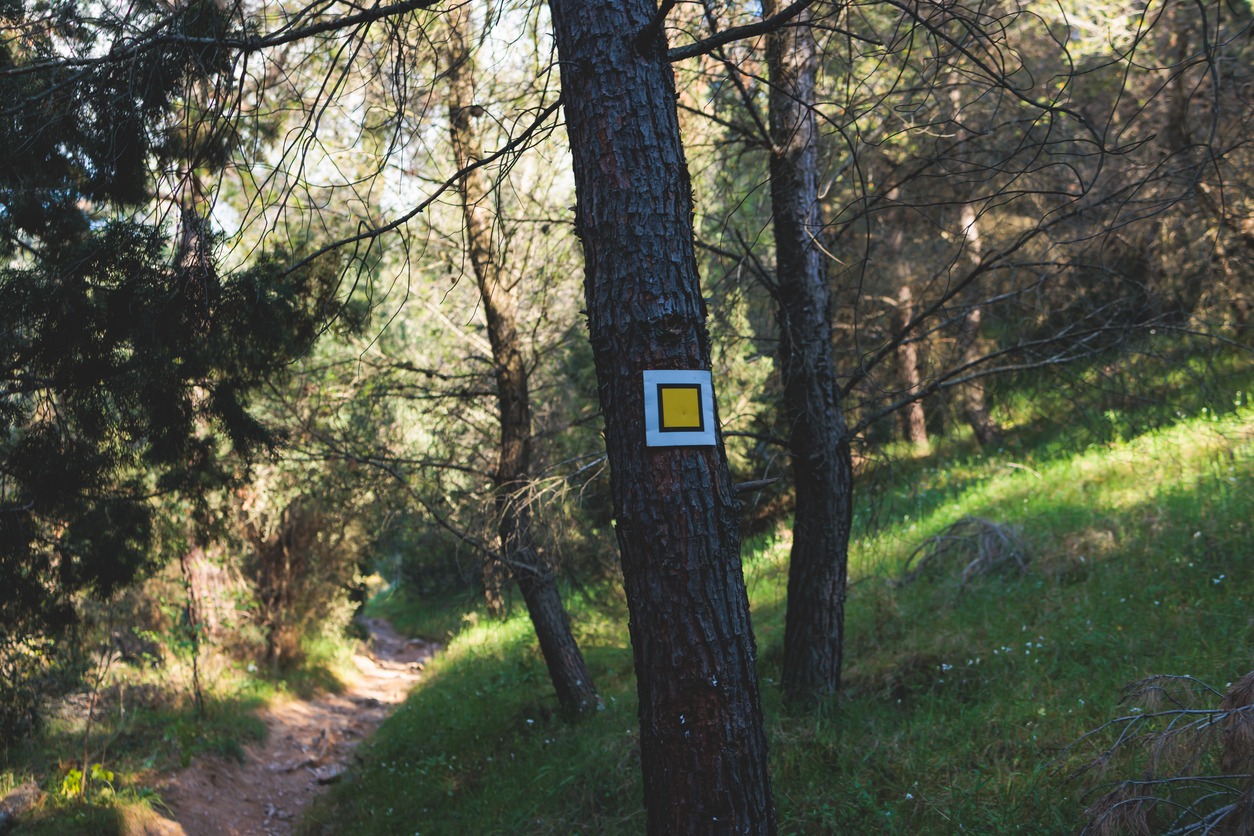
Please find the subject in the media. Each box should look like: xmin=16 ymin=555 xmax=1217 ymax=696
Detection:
xmin=643 ymin=370 xmax=714 ymax=447
xmin=659 ymin=384 xmax=703 ymax=431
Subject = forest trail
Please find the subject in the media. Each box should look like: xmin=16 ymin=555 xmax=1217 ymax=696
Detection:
xmin=150 ymin=619 xmax=436 ymax=836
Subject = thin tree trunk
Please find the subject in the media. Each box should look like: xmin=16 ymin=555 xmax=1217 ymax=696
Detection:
xmin=548 ymin=1 xmax=775 ymax=830
xmin=954 ymin=203 xmax=1003 ymax=446
xmin=1164 ymin=3 xmax=1193 ymax=156
xmin=765 ymin=1 xmax=854 ymax=703
xmin=884 ymin=189 xmax=929 ymax=450
xmin=945 ymin=79 xmax=1004 ymax=448
xmin=445 ymin=12 xmax=599 ymax=718
xmin=894 ymin=278 xmax=929 ymax=451
xmin=179 ymin=545 xmax=205 ymax=717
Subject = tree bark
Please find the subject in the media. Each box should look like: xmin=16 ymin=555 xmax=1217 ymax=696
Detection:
xmin=765 ymin=2 xmax=854 ymax=703
xmin=548 ymin=1 xmax=775 ymax=831
xmin=445 ymin=11 xmax=599 ymax=718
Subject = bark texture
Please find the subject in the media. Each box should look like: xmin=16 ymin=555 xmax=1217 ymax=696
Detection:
xmin=548 ymin=1 xmax=775 ymax=830
xmin=765 ymin=3 xmax=854 ymax=702
xmin=446 ymin=13 xmax=599 ymax=718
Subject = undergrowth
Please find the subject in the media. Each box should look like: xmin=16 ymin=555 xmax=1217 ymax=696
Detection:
xmin=0 ymin=625 xmax=360 ymax=834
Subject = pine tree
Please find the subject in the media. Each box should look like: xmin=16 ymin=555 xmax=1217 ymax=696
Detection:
xmin=0 ymin=0 xmax=336 ymax=739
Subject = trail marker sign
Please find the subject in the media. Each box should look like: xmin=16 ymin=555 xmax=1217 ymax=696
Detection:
xmin=643 ymin=370 xmax=716 ymax=447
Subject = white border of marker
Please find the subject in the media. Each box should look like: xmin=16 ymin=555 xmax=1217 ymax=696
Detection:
xmin=643 ymin=369 xmax=716 ymax=447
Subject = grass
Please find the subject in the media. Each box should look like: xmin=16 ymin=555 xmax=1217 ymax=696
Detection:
xmin=764 ymin=406 xmax=1253 ymax=832
xmin=1 ymin=676 xmax=269 ymax=834
xmin=302 ymin=353 xmax=1254 ymax=835
xmin=2 ymin=344 xmax=1246 ymax=833
xmin=361 ymin=583 xmax=487 ymax=644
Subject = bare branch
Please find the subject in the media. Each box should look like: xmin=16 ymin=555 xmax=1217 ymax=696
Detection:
xmin=669 ymin=0 xmax=818 ymax=63
xmin=0 ymin=0 xmax=444 ymax=80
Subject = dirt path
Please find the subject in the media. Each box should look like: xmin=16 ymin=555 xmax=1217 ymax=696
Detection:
xmin=151 ymin=619 xmax=436 ymax=836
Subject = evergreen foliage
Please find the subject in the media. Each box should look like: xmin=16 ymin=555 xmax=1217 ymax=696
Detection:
xmin=0 ymin=0 xmax=336 ymax=740
xmin=0 ymin=0 xmax=1251 ymax=826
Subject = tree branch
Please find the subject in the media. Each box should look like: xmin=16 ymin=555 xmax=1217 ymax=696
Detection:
xmin=281 ymin=98 xmax=563 ymax=279
xmin=636 ymin=0 xmax=679 ymax=55
xmin=0 ymin=0 xmax=444 ymax=80
xmin=669 ymin=0 xmax=818 ymax=63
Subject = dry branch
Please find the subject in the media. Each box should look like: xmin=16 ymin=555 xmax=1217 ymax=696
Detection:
xmin=896 ymin=516 xmax=1029 ymax=588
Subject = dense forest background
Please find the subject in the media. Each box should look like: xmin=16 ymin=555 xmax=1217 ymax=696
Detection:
xmin=1 ymin=0 xmax=1252 ymax=832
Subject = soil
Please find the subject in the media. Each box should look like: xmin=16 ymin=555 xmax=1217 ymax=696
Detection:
xmin=149 ymin=619 xmax=436 ymax=836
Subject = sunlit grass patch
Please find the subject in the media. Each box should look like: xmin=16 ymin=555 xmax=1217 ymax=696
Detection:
xmin=363 ymin=585 xmax=482 ymax=644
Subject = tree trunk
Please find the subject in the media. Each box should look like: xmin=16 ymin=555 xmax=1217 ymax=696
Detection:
xmin=894 ymin=278 xmax=929 ymax=451
xmin=765 ymin=2 xmax=854 ymax=703
xmin=885 ymin=191 xmax=929 ymax=451
xmin=548 ymin=1 xmax=775 ymax=831
xmin=958 ymin=303 xmax=1002 ymax=446
xmin=445 ymin=12 xmax=599 ymax=718
xmin=480 ymin=556 xmax=508 ymax=619
xmin=954 ymin=204 xmax=1003 ymax=446
xmin=944 ymin=78 xmax=1005 ymax=448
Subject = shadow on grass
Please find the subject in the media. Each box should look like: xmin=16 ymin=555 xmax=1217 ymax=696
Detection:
xmin=14 ymin=793 xmax=176 ymax=836
xmin=760 ymin=431 xmax=1251 ymax=833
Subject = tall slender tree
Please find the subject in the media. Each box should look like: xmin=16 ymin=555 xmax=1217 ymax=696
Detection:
xmin=889 ymin=220 xmax=930 ymax=452
xmin=548 ymin=0 xmax=775 ymax=829
xmin=764 ymin=0 xmax=856 ymax=702
xmin=953 ymin=203 xmax=1003 ymax=446
xmin=443 ymin=8 xmax=599 ymax=719
xmin=0 ymin=0 xmax=336 ymax=739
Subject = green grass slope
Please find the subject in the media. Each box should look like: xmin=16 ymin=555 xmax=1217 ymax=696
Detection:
xmin=303 ymin=383 xmax=1253 ymax=835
